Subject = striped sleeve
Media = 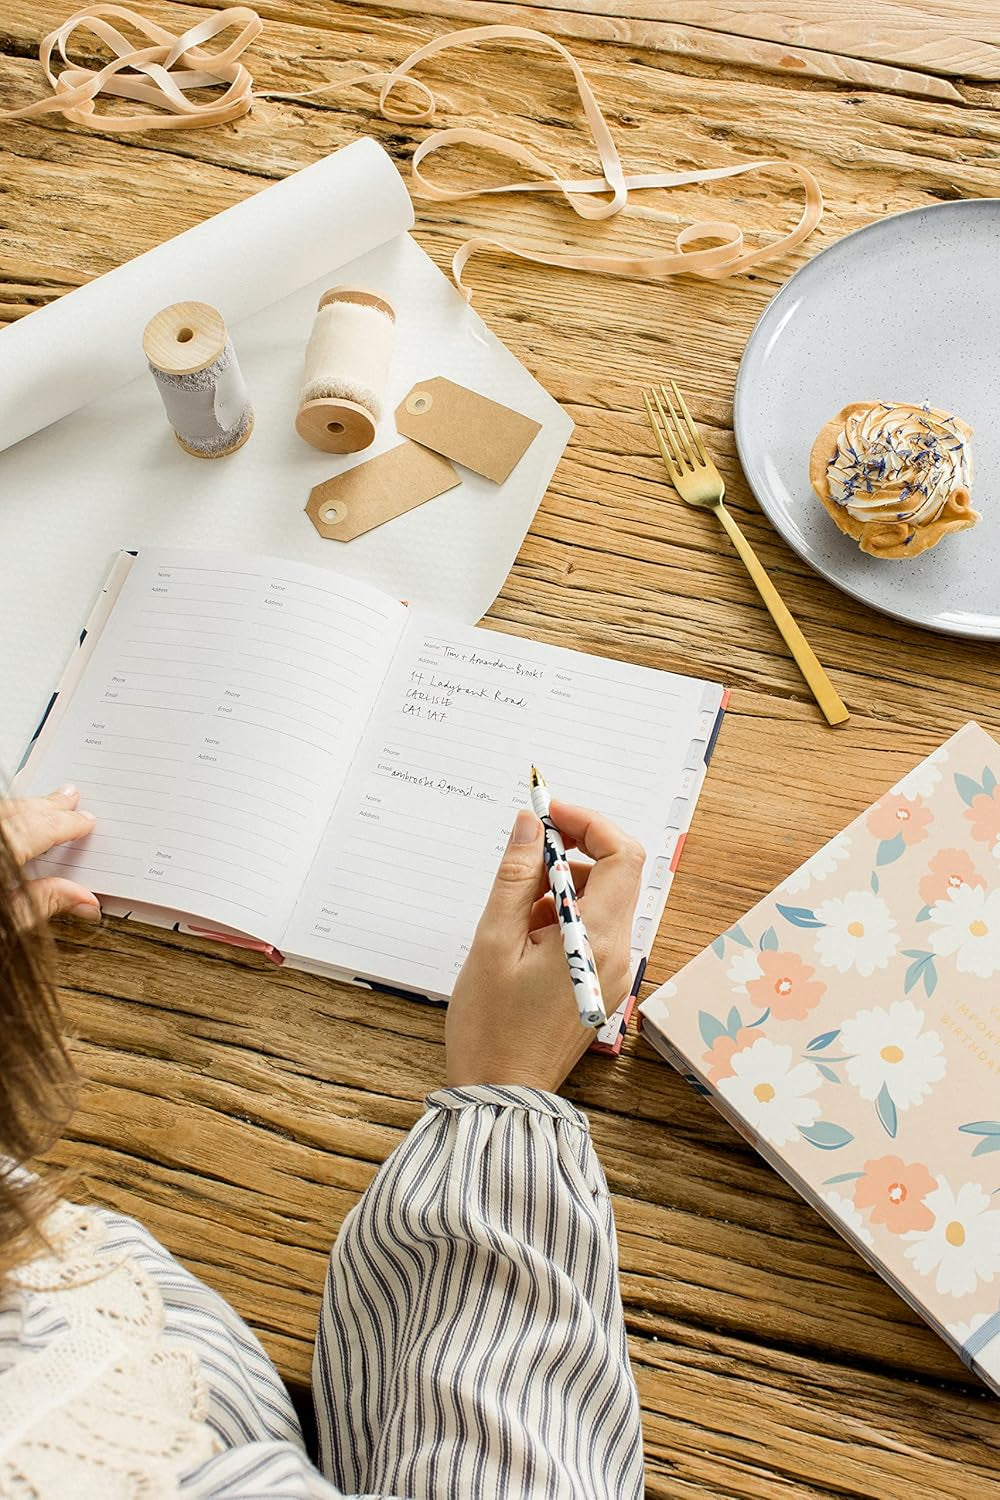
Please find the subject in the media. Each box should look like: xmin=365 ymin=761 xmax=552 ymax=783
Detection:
xmin=313 ymin=1084 xmax=644 ymax=1500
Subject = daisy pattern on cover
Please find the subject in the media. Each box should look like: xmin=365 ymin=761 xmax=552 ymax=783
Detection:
xmin=811 ymin=890 xmax=898 ymax=977
xmin=903 ymin=1179 xmax=1000 ymax=1298
xmin=716 ymin=1038 xmax=823 ymax=1148
xmin=726 ymin=945 xmax=765 ymax=996
xmin=838 ymin=1000 xmax=946 ymax=1137
xmin=822 ymin=1189 xmax=875 ymax=1249
xmin=892 ymin=743 xmax=948 ymax=801
xmin=780 ymin=831 xmax=852 ymax=895
xmin=928 ymin=884 xmax=1000 ymax=978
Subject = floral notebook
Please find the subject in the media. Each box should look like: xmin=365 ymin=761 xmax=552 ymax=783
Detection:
xmin=639 ymin=720 xmax=1000 ymax=1397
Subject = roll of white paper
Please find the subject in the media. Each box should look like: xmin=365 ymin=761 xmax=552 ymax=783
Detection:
xmin=0 ymin=137 xmax=414 ymax=453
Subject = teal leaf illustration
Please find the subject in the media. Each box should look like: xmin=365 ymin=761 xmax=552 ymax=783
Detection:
xmin=727 ymin=922 xmax=752 ymax=947
xmin=698 ymin=1010 xmax=728 ymax=1049
xmin=955 ymin=772 xmax=984 ymax=807
xmin=959 ymin=1121 xmax=1000 ymax=1157
xmin=748 ymin=1007 xmax=770 ymax=1028
xmin=775 ymin=903 xmax=824 ymax=929
xmin=823 ymin=1171 xmax=865 ymax=1186
xmin=870 ymin=872 xmax=880 ymax=894
xmin=759 ymin=926 xmax=779 ymax=952
xmin=816 ymin=1063 xmax=840 ymax=1084
xmin=983 ymin=766 xmax=997 ymax=796
xmin=711 ymin=936 xmax=725 ymax=958
xmin=876 ymin=834 xmax=906 ymax=867
xmin=876 ymin=1083 xmax=898 ymax=1138
xmin=903 ymin=950 xmax=937 ymax=997
xmin=915 ymin=904 xmax=932 ymax=922
xmin=726 ymin=1006 xmax=742 ymax=1038
xmin=799 ymin=1122 xmax=854 ymax=1150
xmin=807 ymin=1029 xmax=841 ymax=1052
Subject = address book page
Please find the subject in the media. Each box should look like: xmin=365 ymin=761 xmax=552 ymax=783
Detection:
xmin=19 ymin=550 xmax=406 ymax=942
xmin=282 ymin=612 xmax=719 ymax=995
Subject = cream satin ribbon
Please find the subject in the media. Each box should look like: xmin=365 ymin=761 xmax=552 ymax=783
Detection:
xmin=0 ymin=6 xmax=262 ymax=129
xmin=0 ymin=8 xmax=824 ymax=298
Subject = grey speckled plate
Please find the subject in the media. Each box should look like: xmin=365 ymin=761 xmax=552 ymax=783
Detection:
xmin=734 ymin=199 xmax=1000 ymax=639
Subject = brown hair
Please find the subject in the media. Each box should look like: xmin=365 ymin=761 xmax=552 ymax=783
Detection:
xmin=0 ymin=821 xmax=76 ymax=1278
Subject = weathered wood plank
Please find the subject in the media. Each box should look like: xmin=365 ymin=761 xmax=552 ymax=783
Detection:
xmin=339 ymin=0 xmax=970 ymax=100
xmin=3 ymin=1 xmax=1000 ymax=1493
xmin=359 ymin=0 xmax=1000 ymax=81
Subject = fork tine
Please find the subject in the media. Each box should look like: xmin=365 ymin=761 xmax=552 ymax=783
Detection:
xmin=660 ymin=384 xmax=697 ymax=470
xmin=670 ymin=380 xmax=709 ymax=464
xmin=642 ymin=390 xmax=679 ymax=481
xmin=651 ymin=386 xmax=689 ymax=472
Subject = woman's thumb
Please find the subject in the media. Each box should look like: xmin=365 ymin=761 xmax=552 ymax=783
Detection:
xmin=480 ymin=810 xmax=544 ymax=935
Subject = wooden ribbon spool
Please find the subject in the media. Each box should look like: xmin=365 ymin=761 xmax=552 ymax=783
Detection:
xmin=295 ymin=287 xmax=396 ymax=455
xmin=143 ymin=300 xmax=253 ymax=459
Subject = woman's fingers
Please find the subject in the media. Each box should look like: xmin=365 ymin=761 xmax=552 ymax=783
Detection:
xmin=546 ymin=799 xmax=644 ymax=994
xmin=548 ymin=799 xmax=645 ymax=913
xmin=0 ymin=786 xmax=96 ymax=866
xmin=527 ymin=861 xmax=593 ymax=934
xmin=9 ymin=877 xmax=101 ymax=931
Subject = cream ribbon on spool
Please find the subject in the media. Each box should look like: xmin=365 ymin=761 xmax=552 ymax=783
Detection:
xmin=296 ymin=288 xmax=396 ymax=454
xmin=0 ymin=10 xmax=824 ymax=300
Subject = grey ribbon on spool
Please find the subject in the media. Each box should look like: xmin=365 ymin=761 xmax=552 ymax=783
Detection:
xmin=143 ymin=301 xmax=253 ymax=458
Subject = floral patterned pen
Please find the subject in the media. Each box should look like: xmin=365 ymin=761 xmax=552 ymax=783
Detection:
xmin=530 ymin=766 xmax=607 ymax=1029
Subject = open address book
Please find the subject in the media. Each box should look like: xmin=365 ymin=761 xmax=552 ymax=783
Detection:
xmin=14 ymin=548 xmax=726 ymax=1052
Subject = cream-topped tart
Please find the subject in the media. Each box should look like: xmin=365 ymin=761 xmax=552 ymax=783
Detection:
xmin=809 ymin=400 xmax=978 ymax=559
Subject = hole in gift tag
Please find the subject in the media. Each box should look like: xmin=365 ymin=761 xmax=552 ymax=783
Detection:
xmin=306 ymin=442 xmax=460 ymax=542
xmin=406 ymin=391 xmax=432 ymax=415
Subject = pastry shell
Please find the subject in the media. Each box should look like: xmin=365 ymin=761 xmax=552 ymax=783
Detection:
xmin=809 ymin=402 xmax=978 ymax=559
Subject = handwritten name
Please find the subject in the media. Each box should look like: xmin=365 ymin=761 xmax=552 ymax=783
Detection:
xmin=440 ymin=644 xmax=542 ymax=678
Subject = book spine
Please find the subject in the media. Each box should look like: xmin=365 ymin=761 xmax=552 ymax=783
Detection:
xmin=13 ymin=550 xmax=137 ymax=785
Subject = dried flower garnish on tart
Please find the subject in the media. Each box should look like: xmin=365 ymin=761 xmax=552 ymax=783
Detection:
xmin=809 ymin=401 xmax=978 ymax=559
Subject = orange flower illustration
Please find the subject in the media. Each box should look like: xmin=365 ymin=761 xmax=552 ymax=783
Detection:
xmin=867 ymin=794 xmax=932 ymax=846
xmin=746 ymin=950 xmax=826 ymax=1022
xmin=918 ymin=848 xmax=986 ymax=908
xmin=704 ymin=1028 xmax=757 ymax=1084
xmin=966 ymin=788 xmax=1000 ymax=848
xmin=854 ymin=1155 xmax=936 ymax=1234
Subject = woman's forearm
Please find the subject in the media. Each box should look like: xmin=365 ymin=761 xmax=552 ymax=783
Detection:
xmin=313 ymin=1085 xmax=643 ymax=1500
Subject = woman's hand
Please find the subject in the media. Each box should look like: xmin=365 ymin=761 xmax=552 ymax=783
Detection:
xmin=446 ymin=800 xmax=645 ymax=1093
xmin=0 ymin=785 xmax=100 ymax=928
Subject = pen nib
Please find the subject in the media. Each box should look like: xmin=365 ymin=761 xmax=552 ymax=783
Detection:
xmin=530 ymin=765 xmax=545 ymax=789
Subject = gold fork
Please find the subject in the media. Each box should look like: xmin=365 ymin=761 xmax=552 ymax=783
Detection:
xmin=643 ymin=381 xmax=849 ymax=727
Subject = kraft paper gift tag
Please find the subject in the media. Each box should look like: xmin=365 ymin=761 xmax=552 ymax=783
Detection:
xmin=306 ymin=442 xmax=460 ymax=541
xmin=395 ymin=377 xmax=542 ymax=484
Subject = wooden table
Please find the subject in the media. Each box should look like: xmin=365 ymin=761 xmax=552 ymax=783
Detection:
xmin=4 ymin=2 xmax=1000 ymax=1494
